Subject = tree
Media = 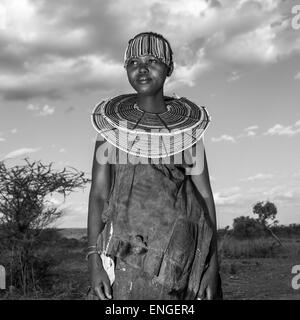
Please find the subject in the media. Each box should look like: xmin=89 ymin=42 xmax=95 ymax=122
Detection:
xmin=0 ymin=158 xmax=89 ymax=294
xmin=252 ymin=201 xmax=278 ymax=227
xmin=252 ymin=201 xmax=282 ymax=246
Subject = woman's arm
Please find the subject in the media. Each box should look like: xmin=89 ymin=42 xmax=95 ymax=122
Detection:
xmin=87 ymin=137 xmax=114 ymax=299
xmin=88 ymin=139 xmax=112 ymax=247
xmin=190 ymin=147 xmax=218 ymax=267
xmin=188 ymin=139 xmax=219 ymax=299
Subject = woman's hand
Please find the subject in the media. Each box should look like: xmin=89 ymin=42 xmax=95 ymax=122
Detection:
xmin=88 ymin=254 xmax=112 ymax=300
xmin=198 ymin=265 xmax=219 ymax=300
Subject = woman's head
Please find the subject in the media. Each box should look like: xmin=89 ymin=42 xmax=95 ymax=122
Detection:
xmin=124 ymin=32 xmax=174 ymax=76
xmin=124 ymin=32 xmax=174 ymax=95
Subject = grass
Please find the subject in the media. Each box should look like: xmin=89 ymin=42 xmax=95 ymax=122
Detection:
xmin=1 ymin=229 xmax=300 ymax=300
xmin=218 ymin=237 xmax=281 ymax=259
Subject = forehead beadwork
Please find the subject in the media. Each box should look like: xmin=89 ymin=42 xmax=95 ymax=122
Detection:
xmin=124 ymin=32 xmax=174 ymax=76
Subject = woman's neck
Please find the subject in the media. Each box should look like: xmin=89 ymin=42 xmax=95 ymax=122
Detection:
xmin=136 ymin=92 xmax=166 ymax=113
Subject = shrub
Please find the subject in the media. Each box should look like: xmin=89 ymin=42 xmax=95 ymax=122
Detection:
xmin=232 ymin=216 xmax=265 ymax=239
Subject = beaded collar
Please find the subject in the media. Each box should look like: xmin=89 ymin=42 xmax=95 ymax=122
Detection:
xmin=92 ymin=94 xmax=210 ymax=158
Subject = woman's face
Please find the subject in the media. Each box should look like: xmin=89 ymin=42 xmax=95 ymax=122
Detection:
xmin=126 ymin=55 xmax=169 ymax=96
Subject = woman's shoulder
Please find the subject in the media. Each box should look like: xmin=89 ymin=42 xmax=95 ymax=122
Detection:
xmin=93 ymin=93 xmax=137 ymax=109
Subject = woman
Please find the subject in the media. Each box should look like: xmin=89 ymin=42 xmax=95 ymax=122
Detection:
xmin=87 ymin=32 xmax=222 ymax=300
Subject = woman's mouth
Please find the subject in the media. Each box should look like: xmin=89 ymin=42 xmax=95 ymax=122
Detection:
xmin=137 ymin=77 xmax=151 ymax=84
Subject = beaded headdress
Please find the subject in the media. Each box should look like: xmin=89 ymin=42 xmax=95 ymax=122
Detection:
xmin=124 ymin=32 xmax=174 ymax=76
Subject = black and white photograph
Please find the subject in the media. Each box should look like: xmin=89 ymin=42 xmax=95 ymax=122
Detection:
xmin=0 ymin=0 xmax=300 ymax=305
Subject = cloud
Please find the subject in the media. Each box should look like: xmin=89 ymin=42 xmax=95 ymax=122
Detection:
xmin=0 ymin=132 xmax=5 ymax=142
xmin=243 ymin=126 xmax=257 ymax=137
xmin=245 ymin=125 xmax=259 ymax=131
xmin=2 ymin=147 xmax=41 ymax=160
xmin=221 ymin=25 xmax=277 ymax=64
xmin=264 ymin=123 xmax=300 ymax=137
xmin=293 ymin=171 xmax=300 ymax=178
xmin=39 ymin=105 xmax=55 ymax=116
xmin=237 ymin=125 xmax=259 ymax=138
xmin=214 ymin=186 xmax=242 ymax=206
xmin=0 ymin=0 xmax=299 ymax=100
xmin=215 ymin=172 xmax=300 ymax=226
xmin=27 ymin=103 xmax=55 ymax=116
xmin=214 ymin=182 xmax=300 ymax=212
xmin=211 ymin=134 xmax=236 ymax=143
xmin=260 ymin=185 xmax=300 ymax=207
xmin=166 ymin=48 xmax=210 ymax=88
xmin=27 ymin=104 xmax=39 ymax=111
xmin=242 ymin=173 xmax=274 ymax=181
xmin=11 ymin=128 xmax=18 ymax=134
xmin=227 ymin=70 xmax=241 ymax=82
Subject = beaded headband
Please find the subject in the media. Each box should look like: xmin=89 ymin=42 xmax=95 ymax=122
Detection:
xmin=124 ymin=32 xmax=174 ymax=76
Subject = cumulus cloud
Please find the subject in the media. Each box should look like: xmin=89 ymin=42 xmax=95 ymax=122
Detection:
xmin=214 ymin=186 xmax=242 ymax=206
xmin=264 ymin=123 xmax=300 ymax=137
xmin=261 ymin=185 xmax=300 ymax=207
xmin=241 ymin=173 xmax=274 ymax=181
xmin=237 ymin=125 xmax=259 ymax=138
xmin=27 ymin=104 xmax=55 ymax=116
xmin=2 ymin=147 xmax=41 ymax=160
xmin=214 ymin=182 xmax=300 ymax=211
xmin=0 ymin=132 xmax=5 ymax=142
xmin=227 ymin=71 xmax=241 ymax=82
xmin=211 ymin=134 xmax=236 ymax=143
xmin=245 ymin=125 xmax=259 ymax=131
xmin=0 ymin=0 xmax=299 ymax=100
xmin=166 ymin=48 xmax=210 ymax=88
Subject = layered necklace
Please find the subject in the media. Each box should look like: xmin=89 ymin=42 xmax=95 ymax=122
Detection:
xmin=92 ymin=94 xmax=210 ymax=159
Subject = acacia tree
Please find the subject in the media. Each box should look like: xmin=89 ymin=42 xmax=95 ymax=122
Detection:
xmin=252 ymin=201 xmax=282 ymax=246
xmin=0 ymin=158 xmax=90 ymax=294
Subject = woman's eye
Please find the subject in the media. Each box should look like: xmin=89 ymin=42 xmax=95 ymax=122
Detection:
xmin=149 ymin=59 xmax=157 ymax=64
xmin=129 ymin=60 xmax=138 ymax=65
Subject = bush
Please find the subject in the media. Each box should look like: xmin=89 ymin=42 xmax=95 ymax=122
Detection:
xmin=3 ymin=250 xmax=60 ymax=294
xmin=38 ymin=229 xmax=62 ymax=244
xmin=232 ymin=216 xmax=265 ymax=239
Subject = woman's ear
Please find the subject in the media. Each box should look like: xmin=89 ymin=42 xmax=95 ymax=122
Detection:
xmin=167 ymin=63 xmax=174 ymax=77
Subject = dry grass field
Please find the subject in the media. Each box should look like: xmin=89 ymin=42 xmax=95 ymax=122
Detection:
xmin=1 ymin=228 xmax=300 ymax=300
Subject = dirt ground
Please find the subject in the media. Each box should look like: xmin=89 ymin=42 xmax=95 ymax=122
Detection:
xmin=220 ymin=238 xmax=300 ymax=300
xmin=49 ymin=236 xmax=300 ymax=300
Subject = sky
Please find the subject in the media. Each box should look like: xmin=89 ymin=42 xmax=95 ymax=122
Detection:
xmin=0 ymin=0 xmax=299 ymax=228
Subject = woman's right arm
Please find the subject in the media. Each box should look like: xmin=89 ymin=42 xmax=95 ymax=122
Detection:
xmin=87 ymin=138 xmax=113 ymax=300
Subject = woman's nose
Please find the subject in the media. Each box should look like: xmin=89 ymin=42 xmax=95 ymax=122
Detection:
xmin=138 ymin=63 xmax=149 ymax=73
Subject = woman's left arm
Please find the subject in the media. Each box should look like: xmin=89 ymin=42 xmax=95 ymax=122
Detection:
xmin=188 ymin=139 xmax=219 ymax=299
